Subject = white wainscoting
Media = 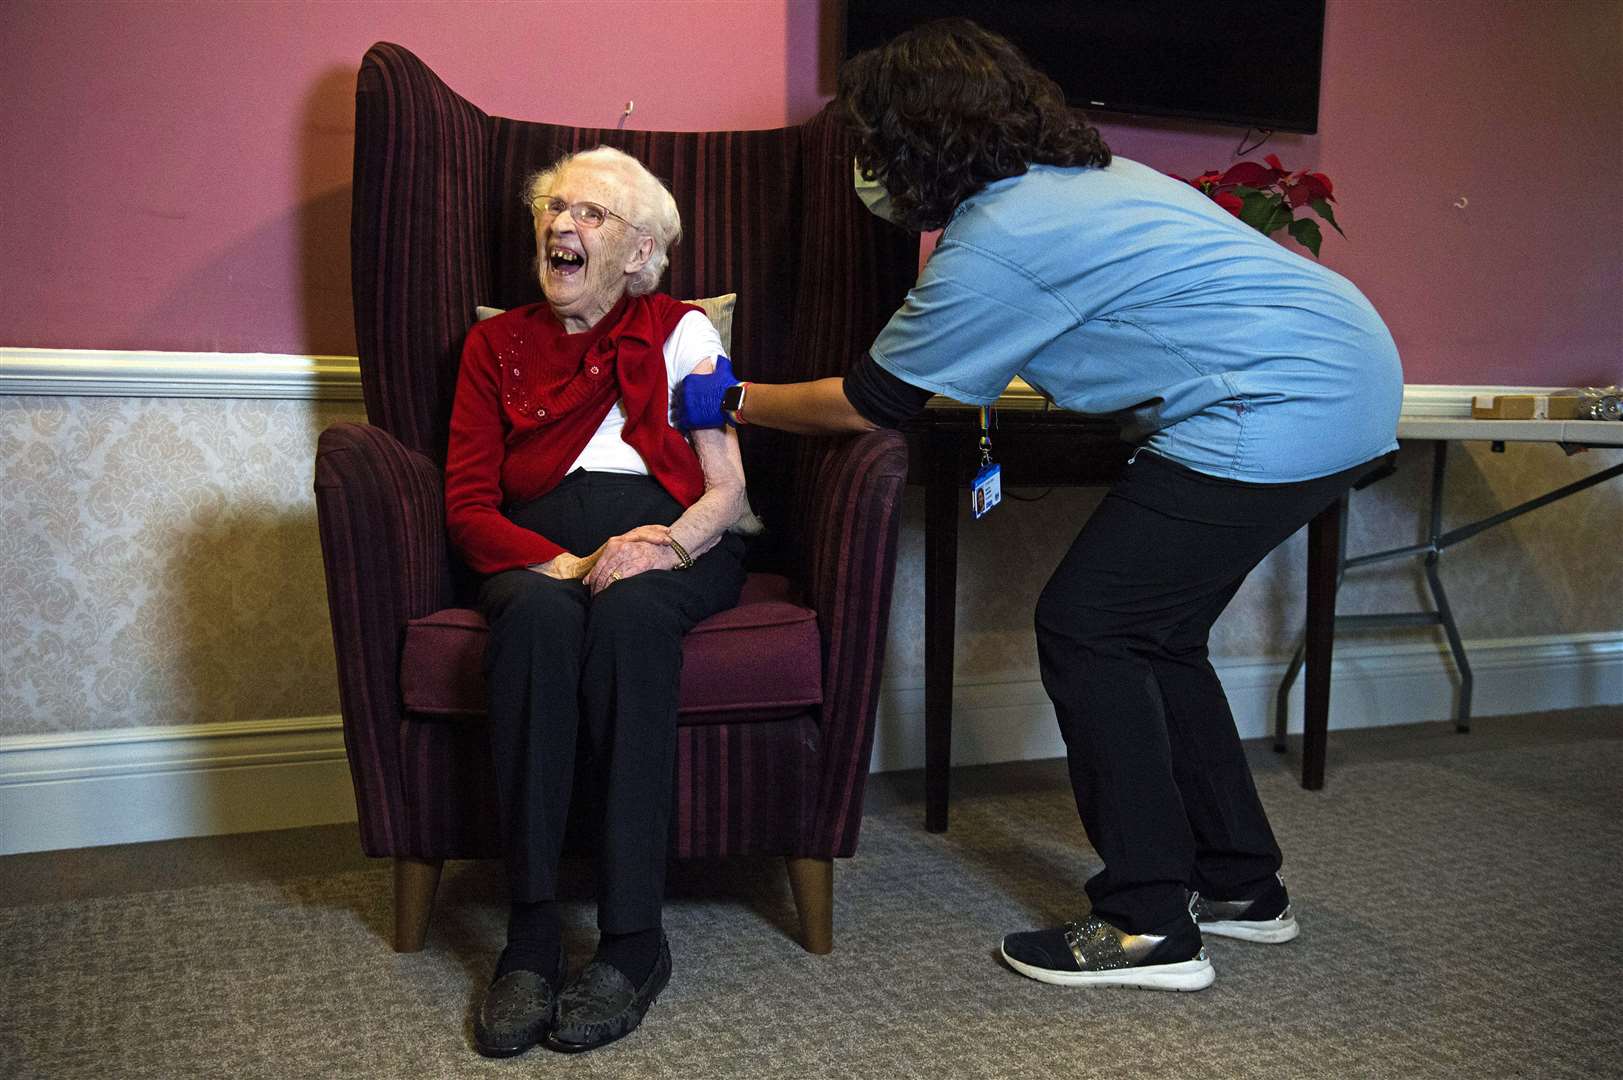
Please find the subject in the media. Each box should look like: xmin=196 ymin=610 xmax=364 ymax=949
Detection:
xmin=2 ymin=633 xmax=1617 ymax=855
xmin=0 ymin=347 xmax=363 ymax=399
xmin=1 ymin=349 xmax=1617 ymax=855
xmin=0 ymin=346 xmax=1559 ymax=414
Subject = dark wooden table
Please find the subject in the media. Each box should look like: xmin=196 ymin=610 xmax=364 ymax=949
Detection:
xmin=903 ymin=403 xmax=1345 ymax=832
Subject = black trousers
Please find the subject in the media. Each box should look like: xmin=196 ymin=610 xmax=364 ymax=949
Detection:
xmin=1035 ymin=449 xmax=1376 ymax=933
xmin=479 ymin=471 xmax=745 ymax=933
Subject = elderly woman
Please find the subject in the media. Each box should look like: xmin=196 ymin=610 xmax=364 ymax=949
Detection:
xmin=444 ymin=146 xmax=747 ymax=1056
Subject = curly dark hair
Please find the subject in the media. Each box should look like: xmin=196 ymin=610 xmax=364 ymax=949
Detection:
xmin=837 ymin=17 xmax=1112 ymax=232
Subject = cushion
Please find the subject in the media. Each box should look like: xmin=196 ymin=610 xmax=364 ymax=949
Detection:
xmin=682 ymin=292 xmax=736 ymax=356
xmin=676 ymin=600 xmax=822 ymax=718
xmin=476 ymin=292 xmax=736 ymax=355
xmin=399 ymin=573 xmax=821 ymax=725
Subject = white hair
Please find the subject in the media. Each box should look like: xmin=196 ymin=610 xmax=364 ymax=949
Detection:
xmin=525 ymin=146 xmax=681 ymax=296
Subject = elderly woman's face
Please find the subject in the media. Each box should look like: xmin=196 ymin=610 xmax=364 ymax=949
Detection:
xmin=536 ymin=162 xmax=652 ymax=332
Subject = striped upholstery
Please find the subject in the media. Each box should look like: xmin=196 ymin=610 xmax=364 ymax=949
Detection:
xmin=315 ymin=43 xmax=916 ymax=873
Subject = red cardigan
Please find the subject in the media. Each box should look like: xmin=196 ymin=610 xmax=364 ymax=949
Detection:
xmin=445 ymin=295 xmax=706 ymax=574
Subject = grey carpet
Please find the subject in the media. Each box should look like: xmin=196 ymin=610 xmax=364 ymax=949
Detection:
xmin=3 ymin=708 xmax=1620 ymax=1079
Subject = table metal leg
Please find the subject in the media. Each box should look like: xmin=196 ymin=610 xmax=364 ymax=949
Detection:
xmin=1420 ymin=442 xmax=1623 ymax=731
xmin=1275 ymin=437 xmax=1621 ymax=782
xmin=1422 ymin=442 xmax=1473 ymax=731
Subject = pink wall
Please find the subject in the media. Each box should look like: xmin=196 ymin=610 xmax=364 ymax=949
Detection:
xmin=0 ymin=0 xmax=829 ymax=357
xmin=2 ymin=0 xmax=1618 ymax=384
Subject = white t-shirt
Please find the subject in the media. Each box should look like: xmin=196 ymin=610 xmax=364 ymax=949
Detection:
xmin=565 ymin=309 xmax=724 ymax=476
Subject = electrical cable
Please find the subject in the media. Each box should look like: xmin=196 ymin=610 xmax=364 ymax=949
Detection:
xmin=1234 ymin=127 xmax=1274 ymax=157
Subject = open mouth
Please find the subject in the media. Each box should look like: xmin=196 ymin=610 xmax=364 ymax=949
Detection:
xmin=548 ymin=247 xmax=585 ymax=277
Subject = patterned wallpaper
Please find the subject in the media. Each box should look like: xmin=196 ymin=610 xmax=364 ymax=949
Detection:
xmin=881 ymin=439 xmax=1623 ymax=687
xmin=2 ymin=393 xmax=1619 ymax=739
xmin=1 ymin=396 xmax=365 ymax=736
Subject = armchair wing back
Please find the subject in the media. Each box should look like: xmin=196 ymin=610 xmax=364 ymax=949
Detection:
xmin=316 ymin=42 xmax=919 ymax=954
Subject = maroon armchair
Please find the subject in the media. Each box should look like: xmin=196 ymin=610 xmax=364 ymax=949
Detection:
xmin=314 ymin=44 xmax=918 ymax=954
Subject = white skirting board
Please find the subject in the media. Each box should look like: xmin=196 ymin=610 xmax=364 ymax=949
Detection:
xmin=869 ymin=632 xmax=1622 ymax=774
xmin=3 ymin=633 xmax=1619 ymax=857
xmin=0 ymin=717 xmax=356 ymax=856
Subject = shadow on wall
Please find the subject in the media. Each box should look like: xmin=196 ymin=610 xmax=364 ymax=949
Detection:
xmin=298 ymin=66 xmax=358 ymax=357
xmin=790 ymin=0 xmax=841 ymax=112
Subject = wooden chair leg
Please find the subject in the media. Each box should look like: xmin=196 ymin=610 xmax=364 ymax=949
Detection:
xmin=392 ymin=856 xmax=443 ymax=952
xmin=785 ymin=856 xmax=834 ymax=954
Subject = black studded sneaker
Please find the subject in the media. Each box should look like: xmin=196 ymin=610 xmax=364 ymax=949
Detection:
xmin=1193 ymin=872 xmax=1299 ymax=943
xmin=1000 ymin=897 xmax=1214 ymax=992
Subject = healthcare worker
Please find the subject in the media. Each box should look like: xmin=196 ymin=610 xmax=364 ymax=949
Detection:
xmin=681 ymin=18 xmax=1401 ymax=991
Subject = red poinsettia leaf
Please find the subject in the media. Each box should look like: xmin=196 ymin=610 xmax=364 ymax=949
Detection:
xmin=1214 ymin=191 xmax=1245 ymax=217
xmin=1220 ymin=161 xmax=1276 ymax=188
xmin=1264 ymin=153 xmax=1286 ymax=172
xmin=1285 ymin=183 xmax=1315 ymax=208
xmin=1300 ymin=171 xmax=1334 ymax=200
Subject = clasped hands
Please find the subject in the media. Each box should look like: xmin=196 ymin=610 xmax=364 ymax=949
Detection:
xmin=535 ymin=525 xmax=682 ymax=595
xmin=529 ymin=354 xmax=732 ymax=588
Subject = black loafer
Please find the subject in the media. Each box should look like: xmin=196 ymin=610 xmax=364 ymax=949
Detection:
xmin=473 ymin=967 xmax=560 ymax=1058
xmin=545 ymin=933 xmax=672 ymax=1053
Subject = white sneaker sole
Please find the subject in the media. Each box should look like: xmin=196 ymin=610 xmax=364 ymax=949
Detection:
xmin=1198 ymin=916 xmax=1300 ymax=944
xmin=1000 ymin=946 xmax=1215 ymax=991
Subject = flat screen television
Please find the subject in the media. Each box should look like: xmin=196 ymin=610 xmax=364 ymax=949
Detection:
xmin=843 ymin=1 xmax=1325 ymax=134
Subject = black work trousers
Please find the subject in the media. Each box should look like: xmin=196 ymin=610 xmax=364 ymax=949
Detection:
xmin=1035 ymin=449 xmax=1375 ymax=933
xmin=479 ymin=471 xmax=744 ymax=933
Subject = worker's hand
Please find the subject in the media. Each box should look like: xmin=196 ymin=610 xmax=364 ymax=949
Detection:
xmin=677 ymin=354 xmax=737 ymax=430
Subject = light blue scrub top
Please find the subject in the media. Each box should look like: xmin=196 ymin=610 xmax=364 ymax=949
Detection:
xmin=868 ymin=158 xmax=1404 ymax=483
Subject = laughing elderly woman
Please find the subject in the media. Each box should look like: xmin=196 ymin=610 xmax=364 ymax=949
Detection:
xmin=444 ymin=146 xmax=747 ymax=1057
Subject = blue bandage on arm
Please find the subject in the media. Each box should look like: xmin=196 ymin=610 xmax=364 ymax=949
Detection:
xmin=676 ymin=354 xmax=736 ymax=430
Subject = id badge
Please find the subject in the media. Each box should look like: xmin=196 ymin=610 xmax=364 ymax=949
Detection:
xmin=971 ymin=461 xmax=1002 ymax=519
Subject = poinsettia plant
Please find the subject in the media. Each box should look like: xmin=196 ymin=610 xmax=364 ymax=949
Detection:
xmin=1179 ymin=154 xmax=1343 ymax=257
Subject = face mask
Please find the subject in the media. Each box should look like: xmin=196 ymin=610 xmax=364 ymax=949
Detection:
xmin=853 ymin=159 xmax=905 ymax=226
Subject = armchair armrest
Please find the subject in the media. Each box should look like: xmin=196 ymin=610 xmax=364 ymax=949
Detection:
xmin=314 ymin=421 xmax=454 ymax=856
xmin=798 ymin=428 xmax=910 ymax=856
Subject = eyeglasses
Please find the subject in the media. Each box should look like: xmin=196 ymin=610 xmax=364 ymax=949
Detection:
xmin=529 ymin=195 xmax=635 ymax=230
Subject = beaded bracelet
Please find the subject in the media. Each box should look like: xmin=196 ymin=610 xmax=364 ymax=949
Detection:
xmin=668 ymin=534 xmax=695 ymax=571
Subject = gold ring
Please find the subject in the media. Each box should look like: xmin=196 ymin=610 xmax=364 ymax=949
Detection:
xmin=610 ymin=571 xmax=622 ymax=582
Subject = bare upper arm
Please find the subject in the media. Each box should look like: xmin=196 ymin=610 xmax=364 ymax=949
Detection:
xmin=683 ymin=354 xmax=742 ymax=486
